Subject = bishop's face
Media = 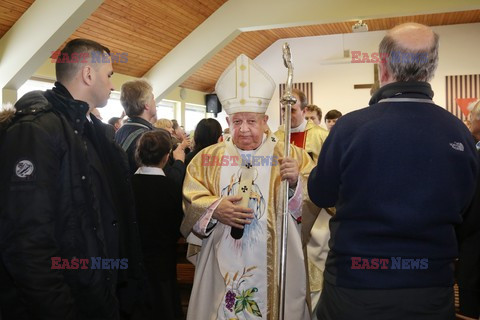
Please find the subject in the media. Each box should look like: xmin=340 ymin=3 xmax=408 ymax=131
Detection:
xmin=227 ymin=112 xmax=268 ymax=150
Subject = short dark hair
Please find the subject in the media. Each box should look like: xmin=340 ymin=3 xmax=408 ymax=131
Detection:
xmin=193 ymin=118 xmax=222 ymax=152
xmin=135 ymin=129 xmax=172 ymax=167
xmin=171 ymin=119 xmax=180 ymax=131
xmin=325 ymin=109 xmax=342 ymax=121
xmin=305 ymin=104 xmax=322 ymax=120
xmin=292 ymin=88 xmax=308 ymax=110
xmin=108 ymin=117 xmax=121 ymax=126
xmin=55 ymin=38 xmax=110 ymax=83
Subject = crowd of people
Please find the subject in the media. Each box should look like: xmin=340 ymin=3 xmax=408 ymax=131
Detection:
xmin=0 ymin=22 xmax=478 ymax=320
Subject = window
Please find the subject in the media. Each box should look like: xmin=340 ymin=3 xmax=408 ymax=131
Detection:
xmin=157 ymin=99 xmax=175 ymax=120
xmin=17 ymin=79 xmax=54 ymax=99
xmin=17 ymin=79 xmax=123 ymax=124
xmin=208 ymin=111 xmax=228 ymax=131
xmin=99 ymin=91 xmax=124 ymax=123
xmin=185 ymin=103 xmax=206 ymax=133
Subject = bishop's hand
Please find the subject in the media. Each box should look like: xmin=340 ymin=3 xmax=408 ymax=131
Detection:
xmin=278 ymin=157 xmax=299 ymax=188
xmin=213 ymin=195 xmax=254 ymax=229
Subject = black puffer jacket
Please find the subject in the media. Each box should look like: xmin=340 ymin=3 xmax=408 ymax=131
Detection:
xmin=0 ymin=85 xmax=143 ymax=320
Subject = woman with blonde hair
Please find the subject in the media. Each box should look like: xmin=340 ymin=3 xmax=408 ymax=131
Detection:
xmin=154 ymin=118 xmax=174 ymax=136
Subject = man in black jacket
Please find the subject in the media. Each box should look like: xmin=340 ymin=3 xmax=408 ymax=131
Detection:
xmin=0 ymin=39 xmax=143 ymax=319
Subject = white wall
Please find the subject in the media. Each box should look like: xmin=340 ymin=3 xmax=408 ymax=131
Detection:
xmin=255 ymin=23 xmax=480 ymax=129
xmin=430 ymin=23 xmax=480 ymax=105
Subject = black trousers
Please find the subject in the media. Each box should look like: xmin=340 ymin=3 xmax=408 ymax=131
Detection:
xmin=317 ymin=281 xmax=455 ymax=320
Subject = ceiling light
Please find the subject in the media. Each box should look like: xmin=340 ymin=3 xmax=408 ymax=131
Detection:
xmin=352 ymin=20 xmax=368 ymax=33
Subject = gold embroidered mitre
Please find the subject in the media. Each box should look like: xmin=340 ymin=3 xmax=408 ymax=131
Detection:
xmin=215 ymin=54 xmax=276 ymax=115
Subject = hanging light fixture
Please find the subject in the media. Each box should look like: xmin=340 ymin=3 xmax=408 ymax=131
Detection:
xmin=352 ymin=20 xmax=369 ymax=33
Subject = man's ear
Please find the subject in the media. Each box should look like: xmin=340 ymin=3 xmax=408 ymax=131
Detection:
xmin=379 ymin=61 xmax=391 ymax=85
xmin=82 ymin=65 xmax=94 ymax=85
xmin=226 ymin=116 xmax=230 ymax=126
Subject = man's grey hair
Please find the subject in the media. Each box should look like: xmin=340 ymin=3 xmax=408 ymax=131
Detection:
xmin=120 ymin=79 xmax=153 ymax=117
xmin=469 ymin=100 xmax=480 ymax=121
xmin=379 ymin=32 xmax=439 ymax=82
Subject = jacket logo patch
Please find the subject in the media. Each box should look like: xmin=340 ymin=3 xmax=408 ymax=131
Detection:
xmin=449 ymin=142 xmax=464 ymax=152
xmin=15 ymin=160 xmax=35 ymax=178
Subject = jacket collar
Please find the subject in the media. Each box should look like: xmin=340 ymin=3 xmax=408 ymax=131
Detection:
xmin=369 ymin=81 xmax=434 ymax=106
xmin=44 ymin=82 xmax=90 ymax=133
xmin=52 ymin=81 xmax=75 ymax=100
xmin=125 ymin=116 xmax=155 ymax=129
xmin=135 ymin=166 xmax=165 ymax=176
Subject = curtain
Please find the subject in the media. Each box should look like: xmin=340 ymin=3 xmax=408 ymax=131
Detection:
xmin=279 ymin=82 xmax=313 ymax=124
xmin=445 ymin=74 xmax=480 ymax=121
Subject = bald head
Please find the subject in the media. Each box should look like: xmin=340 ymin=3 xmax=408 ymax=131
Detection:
xmin=388 ymin=23 xmax=436 ymax=52
xmin=379 ymin=23 xmax=439 ymax=84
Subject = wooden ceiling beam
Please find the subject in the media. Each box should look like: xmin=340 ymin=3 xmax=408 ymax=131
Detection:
xmin=0 ymin=0 xmax=103 ymax=104
xmin=181 ymin=9 xmax=480 ymax=92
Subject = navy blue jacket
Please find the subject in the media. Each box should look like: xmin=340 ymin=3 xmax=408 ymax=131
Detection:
xmin=308 ymin=81 xmax=478 ymax=289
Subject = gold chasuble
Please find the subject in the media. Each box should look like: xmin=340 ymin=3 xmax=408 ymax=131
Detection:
xmin=274 ymin=120 xmax=329 ymax=163
xmin=181 ymin=130 xmax=317 ymax=320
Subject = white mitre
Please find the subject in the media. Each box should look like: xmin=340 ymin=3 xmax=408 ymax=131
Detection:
xmin=215 ymin=54 xmax=276 ymax=115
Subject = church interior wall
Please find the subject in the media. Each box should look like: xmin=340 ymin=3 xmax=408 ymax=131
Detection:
xmin=257 ymin=23 xmax=480 ymax=129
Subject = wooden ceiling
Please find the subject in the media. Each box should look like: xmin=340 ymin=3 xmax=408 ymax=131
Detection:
xmin=0 ymin=0 xmax=227 ymax=77
xmin=1 ymin=1 xmax=479 ymax=93
xmin=0 ymin=0 xmax=35 ymax=36
xmin=63 ymin=0 xmax=228 ymax=77
xmin=182 ymin=9 xmax=480 ymax=92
